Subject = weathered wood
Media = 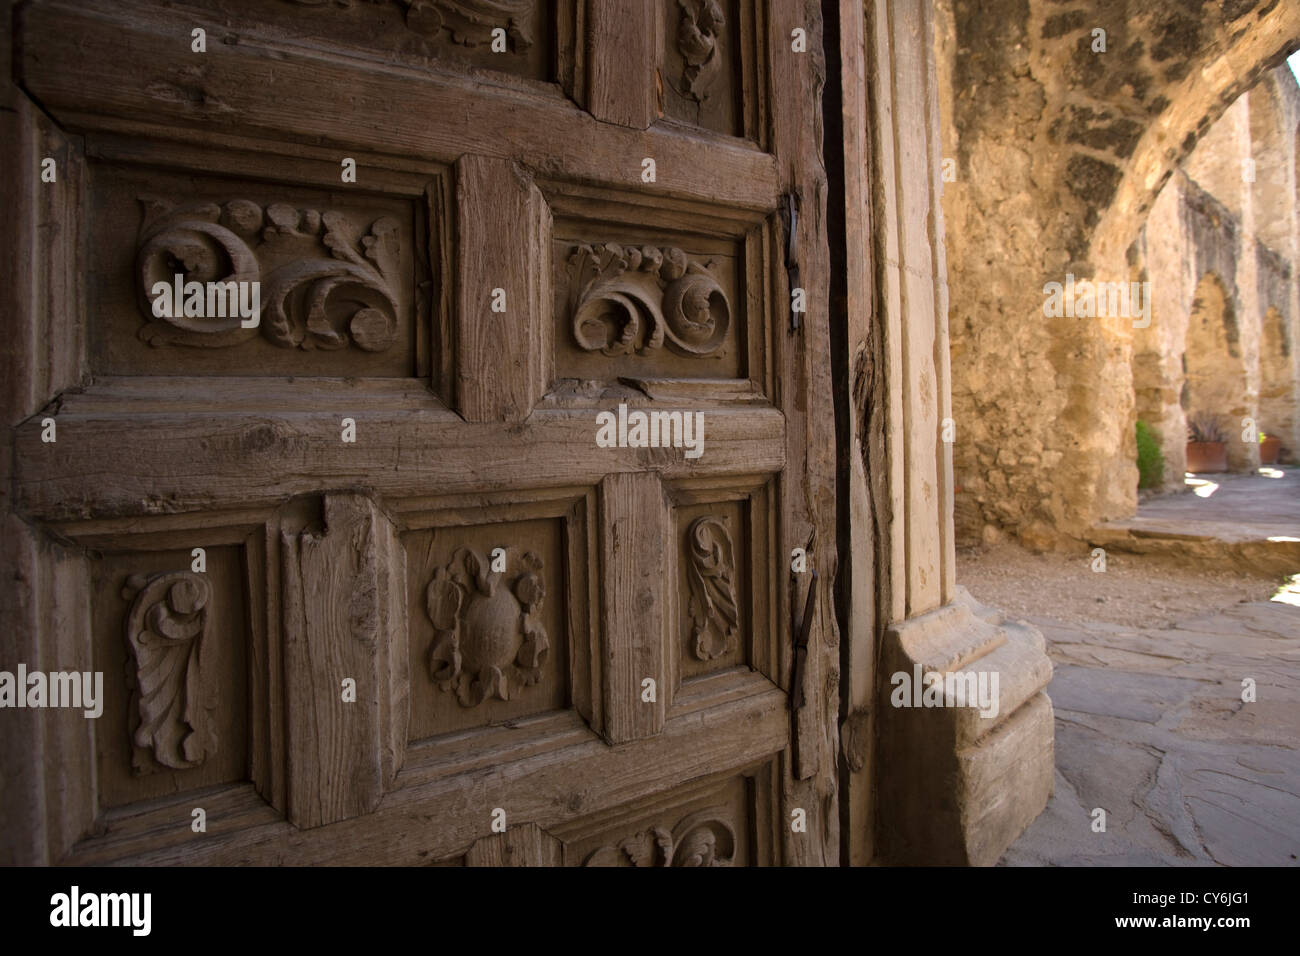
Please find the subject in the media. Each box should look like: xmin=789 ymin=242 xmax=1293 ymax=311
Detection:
xmin=7 ymin=0 xmax=841 ymax=868
xmin=836 ymin=0 xmax=885 ymax=867
xmin=281 ymin=493 xmax=406 ymax=829
xmin=0 ymin=96 xmax=84 ymax=427
xmin=65 ymin=687 xmax=789 ymax=865
xmin=19 ymin=2 xmax=779 ymax=212
xmin=456 ymin=155 xmax=553 ymax=422
xmin=15 ymin=406 xmax=787 ymax=522
xmin=585 ymin=0 xmax=657 ymax=129
xmin=599 ymin=472 xmax=668 ymax=743
xmin=768 ymin=0 xmax=839 ymax=864
xmin=465 ymin=823 xmax=563 ymax=866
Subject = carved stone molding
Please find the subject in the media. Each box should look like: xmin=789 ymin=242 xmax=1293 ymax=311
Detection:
xmin=674 ymin=0 xmax=726 ymax=103
xmin=685 ymin=515 xmax=739 ymax=660
xmin=425 ymin=548 xmax=549 ymax=707
xmin=564 ymin=242 xmax=730 ymax=358
xmin=584 ymin=810 xmax=736 ymax=866
xmin=135 ymin=198 xmax=402 ymax=352
xmin=121 ymin=571 xmax=215 ymax=774
xmin=282 ymin=0 xmax=534 ymax=49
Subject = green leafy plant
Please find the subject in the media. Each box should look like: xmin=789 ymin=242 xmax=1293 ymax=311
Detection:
xmin=1136 ymin=420 xmax=1164 ymax=489
xmin=1187 ymin=413 xmax=1226 ymax=444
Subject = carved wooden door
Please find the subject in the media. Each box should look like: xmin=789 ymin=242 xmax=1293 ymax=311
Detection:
xmin=7 ymin=0 xmax=839 ymax=865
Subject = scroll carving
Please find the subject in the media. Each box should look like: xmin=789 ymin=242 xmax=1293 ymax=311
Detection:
xmin=686 ymin=516 xmax=739 ymax=660
xmin=282 ymin=0 xmax=534 ymax=49
xmin=674 ymin=0 xmax=726 ymax=103
xmin=135 ymin=198 xmax=402 ymax=352
xmin=121 ymin=571 xmax=215 ymax=774
xmin=565 ymin=243 xmax=730 ymax=358
xmin=425 ymin=548 xmax=549 ymax=707
xmin=584 ymin=810 xmax=736 ymax=867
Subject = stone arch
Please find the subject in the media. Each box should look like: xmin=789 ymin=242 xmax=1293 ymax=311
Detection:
xmin=937 ymin=0 xmax=1300 ymax=544
xmin=1182 ymin=272 xmax=1254 ymax=470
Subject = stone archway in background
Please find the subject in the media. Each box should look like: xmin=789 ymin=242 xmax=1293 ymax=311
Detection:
xmin=936 ymin=0 xmax=1300 ymax=547
xmin=1183 ymin=272 xmax=1254 ymax=470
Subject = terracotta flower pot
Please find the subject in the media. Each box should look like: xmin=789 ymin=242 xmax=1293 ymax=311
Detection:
xmin=1260 ymin=436 xmax=1282 ymax=465
xmin=1186 ymin=441 xmax=1227 ymax=473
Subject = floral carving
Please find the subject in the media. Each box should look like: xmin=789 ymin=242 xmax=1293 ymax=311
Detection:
xmin=674 ymin=0 xmax=727 ymax=103
xmin=686 ymin=516 xmax=739 ymax=660
xmin=584 ymin=811 xmax=736 ymax=867
xmin=565 ymin=243 xmax=730 ymax=358
xmin=135 ymin=197 xmax=402 ymax=352
xmin=283 ymin=0 xmax=534 ymax=49
xmin=425 ymin=548 xmax=548 ymax=707
xmin=121 ymin=571 xmax=215 ymax=774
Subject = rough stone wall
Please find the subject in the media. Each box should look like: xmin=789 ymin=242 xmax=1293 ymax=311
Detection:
xmin=937 ymin=0 xmax=1300 ymax=547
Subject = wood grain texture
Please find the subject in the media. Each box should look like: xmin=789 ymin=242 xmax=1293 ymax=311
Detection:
xmin=599 ymin=472 xmax=669 ymax=743
xmin=5 ymin=0 xmax=842 ymax=867
xmin=0 ymin=96 xmax=84 ymax=427
xmin=18 ymin=2 xmax=778 ymax=212
xmin=585 ymin=0 xmax=657 ymax=129
xmin=65 ymin=686 xmax=788 ymax=865
xmin=837 ymin=0 xmax=886 ymax=867
xmin=456 ymin=155 xmax=553 ymax=422
xmin=14 ymin=405 xmax=785 ymax=522
xmin=281 ymin=493 xmax=406 ymax=829
xmin=768 ymin=0 xmax=839 ymax=864
xmin=465 ymin=822 xmax=562 ymax=866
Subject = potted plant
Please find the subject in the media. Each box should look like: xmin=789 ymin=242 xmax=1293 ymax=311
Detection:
xmin=1260 ymin=430 xmax=1282 ymax=465
xmin=1186 ymin=413 xmax=1228 ymax=473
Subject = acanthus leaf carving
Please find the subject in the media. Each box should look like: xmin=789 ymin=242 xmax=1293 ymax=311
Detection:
xmin=121 ymin=571 xmax=216 ymax=774
xmin=135 ymin=197 xmax=402 ymax=353
xmin=282 ymin=0 xmax=534 ymax=50
xmin=425 ymin=548 xmax=548 ymax=708
xmin=674 ymin=0 xmax=727 ymax=104
xmin=565 ymin=242 xmax=730 ymax=358
xmin=685 ymin=515 xmax=739 ymax=660
xmin=584 ymin=810 xmax=736 ymax=867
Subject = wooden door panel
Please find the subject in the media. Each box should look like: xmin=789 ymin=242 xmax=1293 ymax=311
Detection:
xmin=11 ymin=0 xmax=837 ymax=865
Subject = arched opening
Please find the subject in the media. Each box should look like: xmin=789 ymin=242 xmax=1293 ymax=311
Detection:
xmin=1260 ymin=305 xmax=1295 ymax=461
xmin=1182 ymin=273 xmax=1255 ymax=471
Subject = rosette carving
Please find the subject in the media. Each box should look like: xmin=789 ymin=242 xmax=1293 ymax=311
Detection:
xmin=565 ymin=243 xmax=730 ymax=358
xmin=121 ymin=571 xmax=215 ymax=774
xmin=584 ymin=811 xmax=736 ymax=867
xmin=135 ymin=197 xmax=402 ymax=352
xmin=425 ymin=548 xmax=549 ymax=708
xmin=282 ymin=0 xmax=534 ymax=49
xmin=686 ymin=516 xmax=739 ymax=660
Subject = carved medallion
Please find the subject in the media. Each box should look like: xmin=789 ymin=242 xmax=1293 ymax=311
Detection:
xmin=122 ymin=571 xmax=216 ymax=774
xmin=685 ymin=516 xmax=739 ymax=660
xmin=135 ymin=198 xmax=402 ymax=352
xmin=425 ymin=548 xmax=549 ymax=707
xmin=282 ymin=0 xmax=534 ymax=49
xmin=674 ymin=0 xmax=726 ymax=103
xmin=564 ymin=242 xmax=730 ymax=358
xmin=584 ymin=810 xmax=736 ymax=867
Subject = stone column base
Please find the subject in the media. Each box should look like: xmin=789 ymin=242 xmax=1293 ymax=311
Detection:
xmin=878 ymin=587 xmax=1054 ymax=865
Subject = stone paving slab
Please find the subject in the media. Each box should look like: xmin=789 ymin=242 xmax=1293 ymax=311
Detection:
xmin=1089 ymin=468 xmax=1300 ymax=575
xmin=1000 ymin=593 xmax=1300 ymax=866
